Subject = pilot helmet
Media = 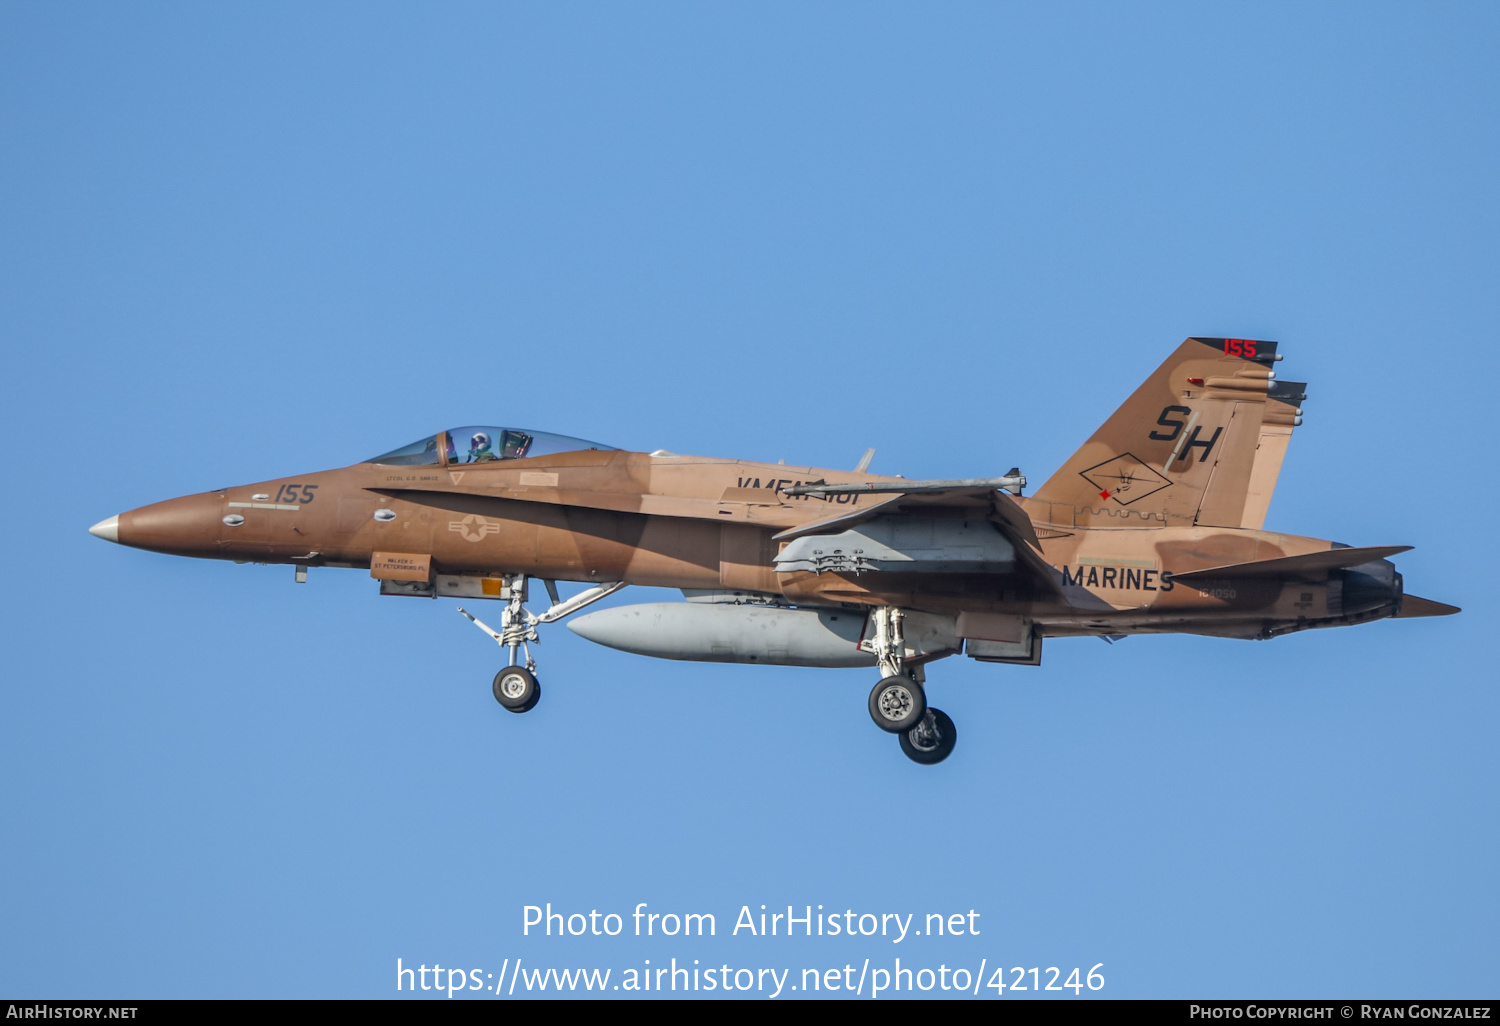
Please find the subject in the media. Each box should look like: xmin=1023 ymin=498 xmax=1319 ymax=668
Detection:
xmin=471 ymin=432 xmax=490 ymax=449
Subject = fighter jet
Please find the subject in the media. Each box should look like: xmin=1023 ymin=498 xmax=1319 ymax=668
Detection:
xmin=89 ymin=338 xmax=1457 ymax=764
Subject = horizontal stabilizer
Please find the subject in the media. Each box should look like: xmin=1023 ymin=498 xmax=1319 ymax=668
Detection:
xmin=1396 ymin=595 xmax=1461 ymax=618
xmin=1170 ymin=545 xmax=1413 ymax=582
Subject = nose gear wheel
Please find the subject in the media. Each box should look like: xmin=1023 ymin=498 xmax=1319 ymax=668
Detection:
xmin=493 ymin=666 xmax=540 ymax=713
xmin=458 ymin=575 xmax=624 ymax=717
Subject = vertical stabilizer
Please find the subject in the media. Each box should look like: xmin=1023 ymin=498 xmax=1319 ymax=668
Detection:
xmin=1032 ymin=337 xmax=1293 ymax=528
xmin=1238 ymin=379 xmax=1307 ymax=529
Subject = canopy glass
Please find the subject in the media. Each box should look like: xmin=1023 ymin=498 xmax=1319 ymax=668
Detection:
xmin=368 ymin=427 xmax=614 ymax=466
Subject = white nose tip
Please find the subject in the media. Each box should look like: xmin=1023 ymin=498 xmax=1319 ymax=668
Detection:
xmin=88 ymin=515 xmax=120 ymax=543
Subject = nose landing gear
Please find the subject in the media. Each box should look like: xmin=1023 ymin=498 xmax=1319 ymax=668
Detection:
xmin=863 ymin=606 xmax=957 ymax=764
xmin=459 ymin=575 xmax=624 ymax=714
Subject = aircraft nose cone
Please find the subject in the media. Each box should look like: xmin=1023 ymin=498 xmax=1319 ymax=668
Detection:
xmin=88 ymin=515 xmax=120 ymax=543
xmin=114 ymin=492 xmax=226 ymax=557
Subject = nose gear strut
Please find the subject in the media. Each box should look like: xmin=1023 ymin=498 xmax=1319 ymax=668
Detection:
xmin=458 ymin=575 xmax=625 ymax=713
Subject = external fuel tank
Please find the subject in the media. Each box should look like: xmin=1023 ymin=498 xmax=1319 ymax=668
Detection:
xmin=567 ymin=602 xmax=960 ymax=667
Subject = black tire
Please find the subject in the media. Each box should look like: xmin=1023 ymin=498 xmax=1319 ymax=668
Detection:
xmin=492 ymin=666 xmax=539 ymax=713
xmin=900 ymin=708 xmax=957 ymax=765
xmin=868 ymin=675 xmax=926 ymax=733
xmin=516 ymin=679 xmax=541 ymax=713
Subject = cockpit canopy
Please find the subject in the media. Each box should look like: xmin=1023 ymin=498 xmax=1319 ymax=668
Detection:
xmin=368 ymin=426 xmax=615 ymax=466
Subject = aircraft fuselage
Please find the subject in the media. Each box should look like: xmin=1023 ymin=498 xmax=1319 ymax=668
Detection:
xmin=104 ymin=448 xmax=1398 ymax=643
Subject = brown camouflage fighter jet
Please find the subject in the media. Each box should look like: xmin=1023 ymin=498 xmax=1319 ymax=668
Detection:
xmin=89 ymin=338 xmax=1457 ymax=764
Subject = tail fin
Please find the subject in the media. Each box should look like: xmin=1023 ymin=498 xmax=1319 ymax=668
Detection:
xmin=1238 ymin=376 xmax=1306 ymax=529
xmin=1031 ymin=337 xmax=1305 ymax=529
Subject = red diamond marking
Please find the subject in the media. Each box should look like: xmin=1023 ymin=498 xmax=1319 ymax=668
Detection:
xmin=1099 ymin=490 xmax=1110 ymax=500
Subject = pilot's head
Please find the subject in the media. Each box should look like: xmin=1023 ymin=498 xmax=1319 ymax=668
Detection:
xmin=471 ymin=432 xmax=491 ymax=451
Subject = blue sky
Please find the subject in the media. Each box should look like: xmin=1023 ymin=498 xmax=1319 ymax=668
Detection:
xmin=2 ymin=1 xmax=1496 ymax=999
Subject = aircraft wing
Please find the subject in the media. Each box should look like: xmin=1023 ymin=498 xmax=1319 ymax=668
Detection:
xmin=772 ymin=481 xmax=1062 ymax=596
xmin=776 ymin=485 xmax=1042 ymax=550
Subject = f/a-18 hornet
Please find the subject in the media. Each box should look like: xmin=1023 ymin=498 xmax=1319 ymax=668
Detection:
xmin=90 ymin=338 xmax=1456 ymax=764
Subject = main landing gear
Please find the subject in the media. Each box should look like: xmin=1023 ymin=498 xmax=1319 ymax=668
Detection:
xmin=459 ymin=575 xmax=624 ymax=715
xmin=863 ymin=607 xmax=957 ymax=765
